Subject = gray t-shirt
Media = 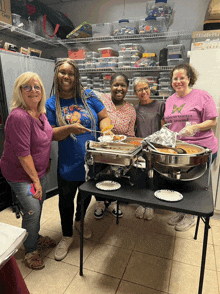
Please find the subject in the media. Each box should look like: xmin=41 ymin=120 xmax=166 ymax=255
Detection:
xmin=135 ymin=100 xmax=165 ymax=138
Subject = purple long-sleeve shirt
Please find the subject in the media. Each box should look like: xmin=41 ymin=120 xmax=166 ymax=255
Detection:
xmin=0 ymin=107 xmax=53 ymax=182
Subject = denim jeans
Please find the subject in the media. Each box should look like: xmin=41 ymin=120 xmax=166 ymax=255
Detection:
xmin=7 ymin=174 xmax=47 ymax=253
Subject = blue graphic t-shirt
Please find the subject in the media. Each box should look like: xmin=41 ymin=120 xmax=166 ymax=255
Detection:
xmin=46 ymin=90 xmax=105 ymax=181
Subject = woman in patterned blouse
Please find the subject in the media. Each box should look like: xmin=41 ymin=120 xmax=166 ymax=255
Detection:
xmin=94 ymin=73 xmax=136 ymax=219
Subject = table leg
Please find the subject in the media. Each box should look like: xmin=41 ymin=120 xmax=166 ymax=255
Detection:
xmin=80 ymin=198 xmax=84 ymax=276
xmin=194 ymin=216 xmax=200 ymax=240
xmin=116 ymin=201 xmax=119 ymax=225
xmin=198 ymin=216 xmax=210 ymax=294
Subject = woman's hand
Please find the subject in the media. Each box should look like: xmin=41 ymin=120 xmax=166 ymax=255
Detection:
xmin=69 ymin=123 xmax=89 ymax=135
xmin=178 ymin=124 xmax=199 ymax=137
xmin=33 ymin=180 xmax=42 ymax=201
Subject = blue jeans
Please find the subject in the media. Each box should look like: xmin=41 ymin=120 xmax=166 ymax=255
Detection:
xmin=7 ymin=174 xmax=47 ymax=253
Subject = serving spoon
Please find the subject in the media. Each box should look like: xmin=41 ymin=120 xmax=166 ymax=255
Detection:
xmin=147 ymin=142 xmax=187 ymax=154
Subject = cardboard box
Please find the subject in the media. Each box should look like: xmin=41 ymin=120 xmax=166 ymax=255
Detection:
xmin=0 ymin=0 xmax=12 ymax=25
xmin=28 ymin=48 xmax=42 ymax=57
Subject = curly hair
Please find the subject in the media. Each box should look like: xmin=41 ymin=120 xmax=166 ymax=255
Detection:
xmin=170 ymin=63 xmax=198 ymax=87
xmin=52 ymin=58 xmax=98 ymax=140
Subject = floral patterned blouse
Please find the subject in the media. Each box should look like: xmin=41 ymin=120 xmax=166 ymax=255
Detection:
xmin=102 ymin=93 xmax=136 ymax=137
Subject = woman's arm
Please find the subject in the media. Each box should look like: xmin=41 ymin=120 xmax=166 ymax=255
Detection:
xmin=127 ymin=109 xmax=136 ymax=137
xmin=18 ymin=155 xmax=42 ymax=200
xmin=97 ymin=108 xmax=111 ymax=131
xmin=180 ymin=118 xmax=217 ymax=136
xmin=52 ymin=123 xmax=89 ymax=141
xmin=161 ymin=119 xmax=165 ymax=127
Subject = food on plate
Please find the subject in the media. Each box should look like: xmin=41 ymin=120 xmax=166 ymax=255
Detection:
xmin=113 ymin=135 xmax=125 ymax=141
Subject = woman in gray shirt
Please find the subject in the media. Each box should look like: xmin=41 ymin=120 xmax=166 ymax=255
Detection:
xmin=134 ymin=77 xmax=165 ymax=220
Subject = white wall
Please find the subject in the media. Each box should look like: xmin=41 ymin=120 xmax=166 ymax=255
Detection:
xmin=49 ymin=0 xmax=210 ymax=32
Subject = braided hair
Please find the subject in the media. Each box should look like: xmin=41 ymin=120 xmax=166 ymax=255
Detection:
xmin=52 ymin=58 xmax=97 ymax=140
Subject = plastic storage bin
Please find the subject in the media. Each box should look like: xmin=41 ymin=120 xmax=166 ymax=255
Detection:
xmin=158 ymin=88 xmax=173 ymax=96
xmin=158 ymin=78 xmax=171 ymax=86
xmin=85 ymin=62 xmax=96 ymax=69
xmin=118 ymin=56 xmax=140 ymax=63
xmin=167 ymin=44 xmax=185 ymax=59
xmin=72 ymin=59 xmax=85 ymax=64
xmin=12 ymin=14 xmax=21 ymax=26
xmin=146 ymin=1 xmax=174 ymax=27
xmin=159 ymin=71 xmax=171 ymax=78
xmin=139 ymin=16 xmax=167 ymax=34
xmin=85 ymin=51 xmax=100 ymax=59
xmin=118 ymin=50 xmax=142 ymax=58
xmin=167 ymin=58 xmax=184 ymax=66
xmin=118 ymin=61 xmax=136 ymax=68
xmin=98 ymin=47 xmax=118 ymax=57
xmin=92 ymin=23 xmax=113 ymax=37
xmin=113 ymin=19 xmax=138 ymax=36
xmin=97 ymin=57 xmax=118 ymax=68
xmin=135 ymin=54 xmax=157 ymax=67
xmin=120 ymin=43 xmax=144 ymax=52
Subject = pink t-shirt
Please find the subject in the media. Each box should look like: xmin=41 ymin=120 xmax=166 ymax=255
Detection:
xmin=103 ymin=93 xmax=136 ymax=137
xmin=164 ymin=89 xmax=218 ymax=153
xmin=0 ymin=107 xmax=53 ymax=182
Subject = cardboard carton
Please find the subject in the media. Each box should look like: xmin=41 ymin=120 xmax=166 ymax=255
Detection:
xmin=0 ymin=0 xmax=12 ymax=25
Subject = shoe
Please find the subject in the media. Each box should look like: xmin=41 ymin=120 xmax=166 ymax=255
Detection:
xmin=94 ymin=201 xmax=105 ymax=219
xmin=38 ymin=235 xmax=56 ymax=251
xmin=168 ymin=213 xmax=184 ymax=226
xmin=106 ymin=201 xmax=123 ymax=218
xmin=135 ymin=206 xmax=146 ymax=219
xmin=75 ymin=221 xmax=92 ymax=239
xmin=24 ymin=250 xmax=45 ymax=270
xmin=144 ymin=207 xmax=155 ymax=220
xmin=54 ymin=236 xmax=73 ymax=261
xmin=175 ymin=215 xmax=196 ymax=231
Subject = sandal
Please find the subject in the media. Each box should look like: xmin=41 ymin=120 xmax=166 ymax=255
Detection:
xmin=38 ymin=235 xmax=56 ymax=250
xmin=24 ymin=250 xmax=45 ymax=270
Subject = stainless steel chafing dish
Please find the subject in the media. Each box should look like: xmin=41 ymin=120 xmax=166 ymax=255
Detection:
xmin=142 ymin=141 xmax=212 ymax=182
xmin=85 ymin=139 xmax=142 ymax=182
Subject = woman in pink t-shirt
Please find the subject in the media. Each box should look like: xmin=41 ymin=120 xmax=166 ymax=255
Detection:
xmin=164 ymin=63 xmax=218 ymax=232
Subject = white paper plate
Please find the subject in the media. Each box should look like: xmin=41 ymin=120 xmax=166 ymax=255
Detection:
xmin=98 ymin=135 xmax=113 ymax=142
xmin=96 ymin=181 xmax=121 ymax=191
xmin=154 ymin=190 xmax=183 ymax=202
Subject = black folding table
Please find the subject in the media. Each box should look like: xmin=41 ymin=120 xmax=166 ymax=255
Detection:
xmin=79 ymin=171 xmax=213 ymax=294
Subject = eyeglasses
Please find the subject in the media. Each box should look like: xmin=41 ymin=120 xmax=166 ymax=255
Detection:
xmin=21 ymin=85 xmax=41 ymax=92
xmin=136 ymin=87 xmax=149 ymax=93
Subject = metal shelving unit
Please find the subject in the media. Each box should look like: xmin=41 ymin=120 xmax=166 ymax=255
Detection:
xmin=79 ymin=66 xmax=173 ymax=74
xmin=0 ymin=21 xmax=58 ymax=47
xmin=58 ymin=30 xmax=193 ymax=46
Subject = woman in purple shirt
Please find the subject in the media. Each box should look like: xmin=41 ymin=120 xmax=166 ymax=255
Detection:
xmin=0 ymin=72 xmax=89 ymax=270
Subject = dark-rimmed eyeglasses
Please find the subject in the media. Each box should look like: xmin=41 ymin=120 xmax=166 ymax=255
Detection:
xmin=21 ymin=85 xmax=41 ymax=92
xmin=136 ymin=87 xmax=149 ymax=93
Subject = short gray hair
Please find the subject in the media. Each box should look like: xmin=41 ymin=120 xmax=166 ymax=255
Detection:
xmin=133 ymin=77 xmax=149 ymax=92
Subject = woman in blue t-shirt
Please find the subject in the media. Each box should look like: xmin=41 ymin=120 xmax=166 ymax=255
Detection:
xmin=46 ymin=58 xmax=111 ymax=261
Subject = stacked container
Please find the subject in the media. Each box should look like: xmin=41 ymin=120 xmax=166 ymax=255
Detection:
xmin=113 ymin=19 xmax=139 ymax=36
xmin=146 ymin=0 xmax=174 ymax=29
xmin=102 ymin=73 xmax=112 ymax=93
xmin=71 ymin=58 xmax=85 ymax=69
xmin=167 ymin=44 xmax=185 ymax=66
xmin=80 ymin=74 xmax=93 ymax=89
xmin=84 ymin=51 xmax=100 ymax=69
xmin=118 ymin=43 xmax=143 ymax=68
xmin=139 ymin=16 xmax=167 ymax=34
xmin=92 ymin=74 xmax=103 ymax=92
xmin=135 ymin=53 xmax=157 ymax=67
xmin=158 ymin=71 xmax=173 ymax=96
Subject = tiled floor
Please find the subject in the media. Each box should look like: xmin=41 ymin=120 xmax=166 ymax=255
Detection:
xmin=1 ymin=195 xmax=220 ymax=294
